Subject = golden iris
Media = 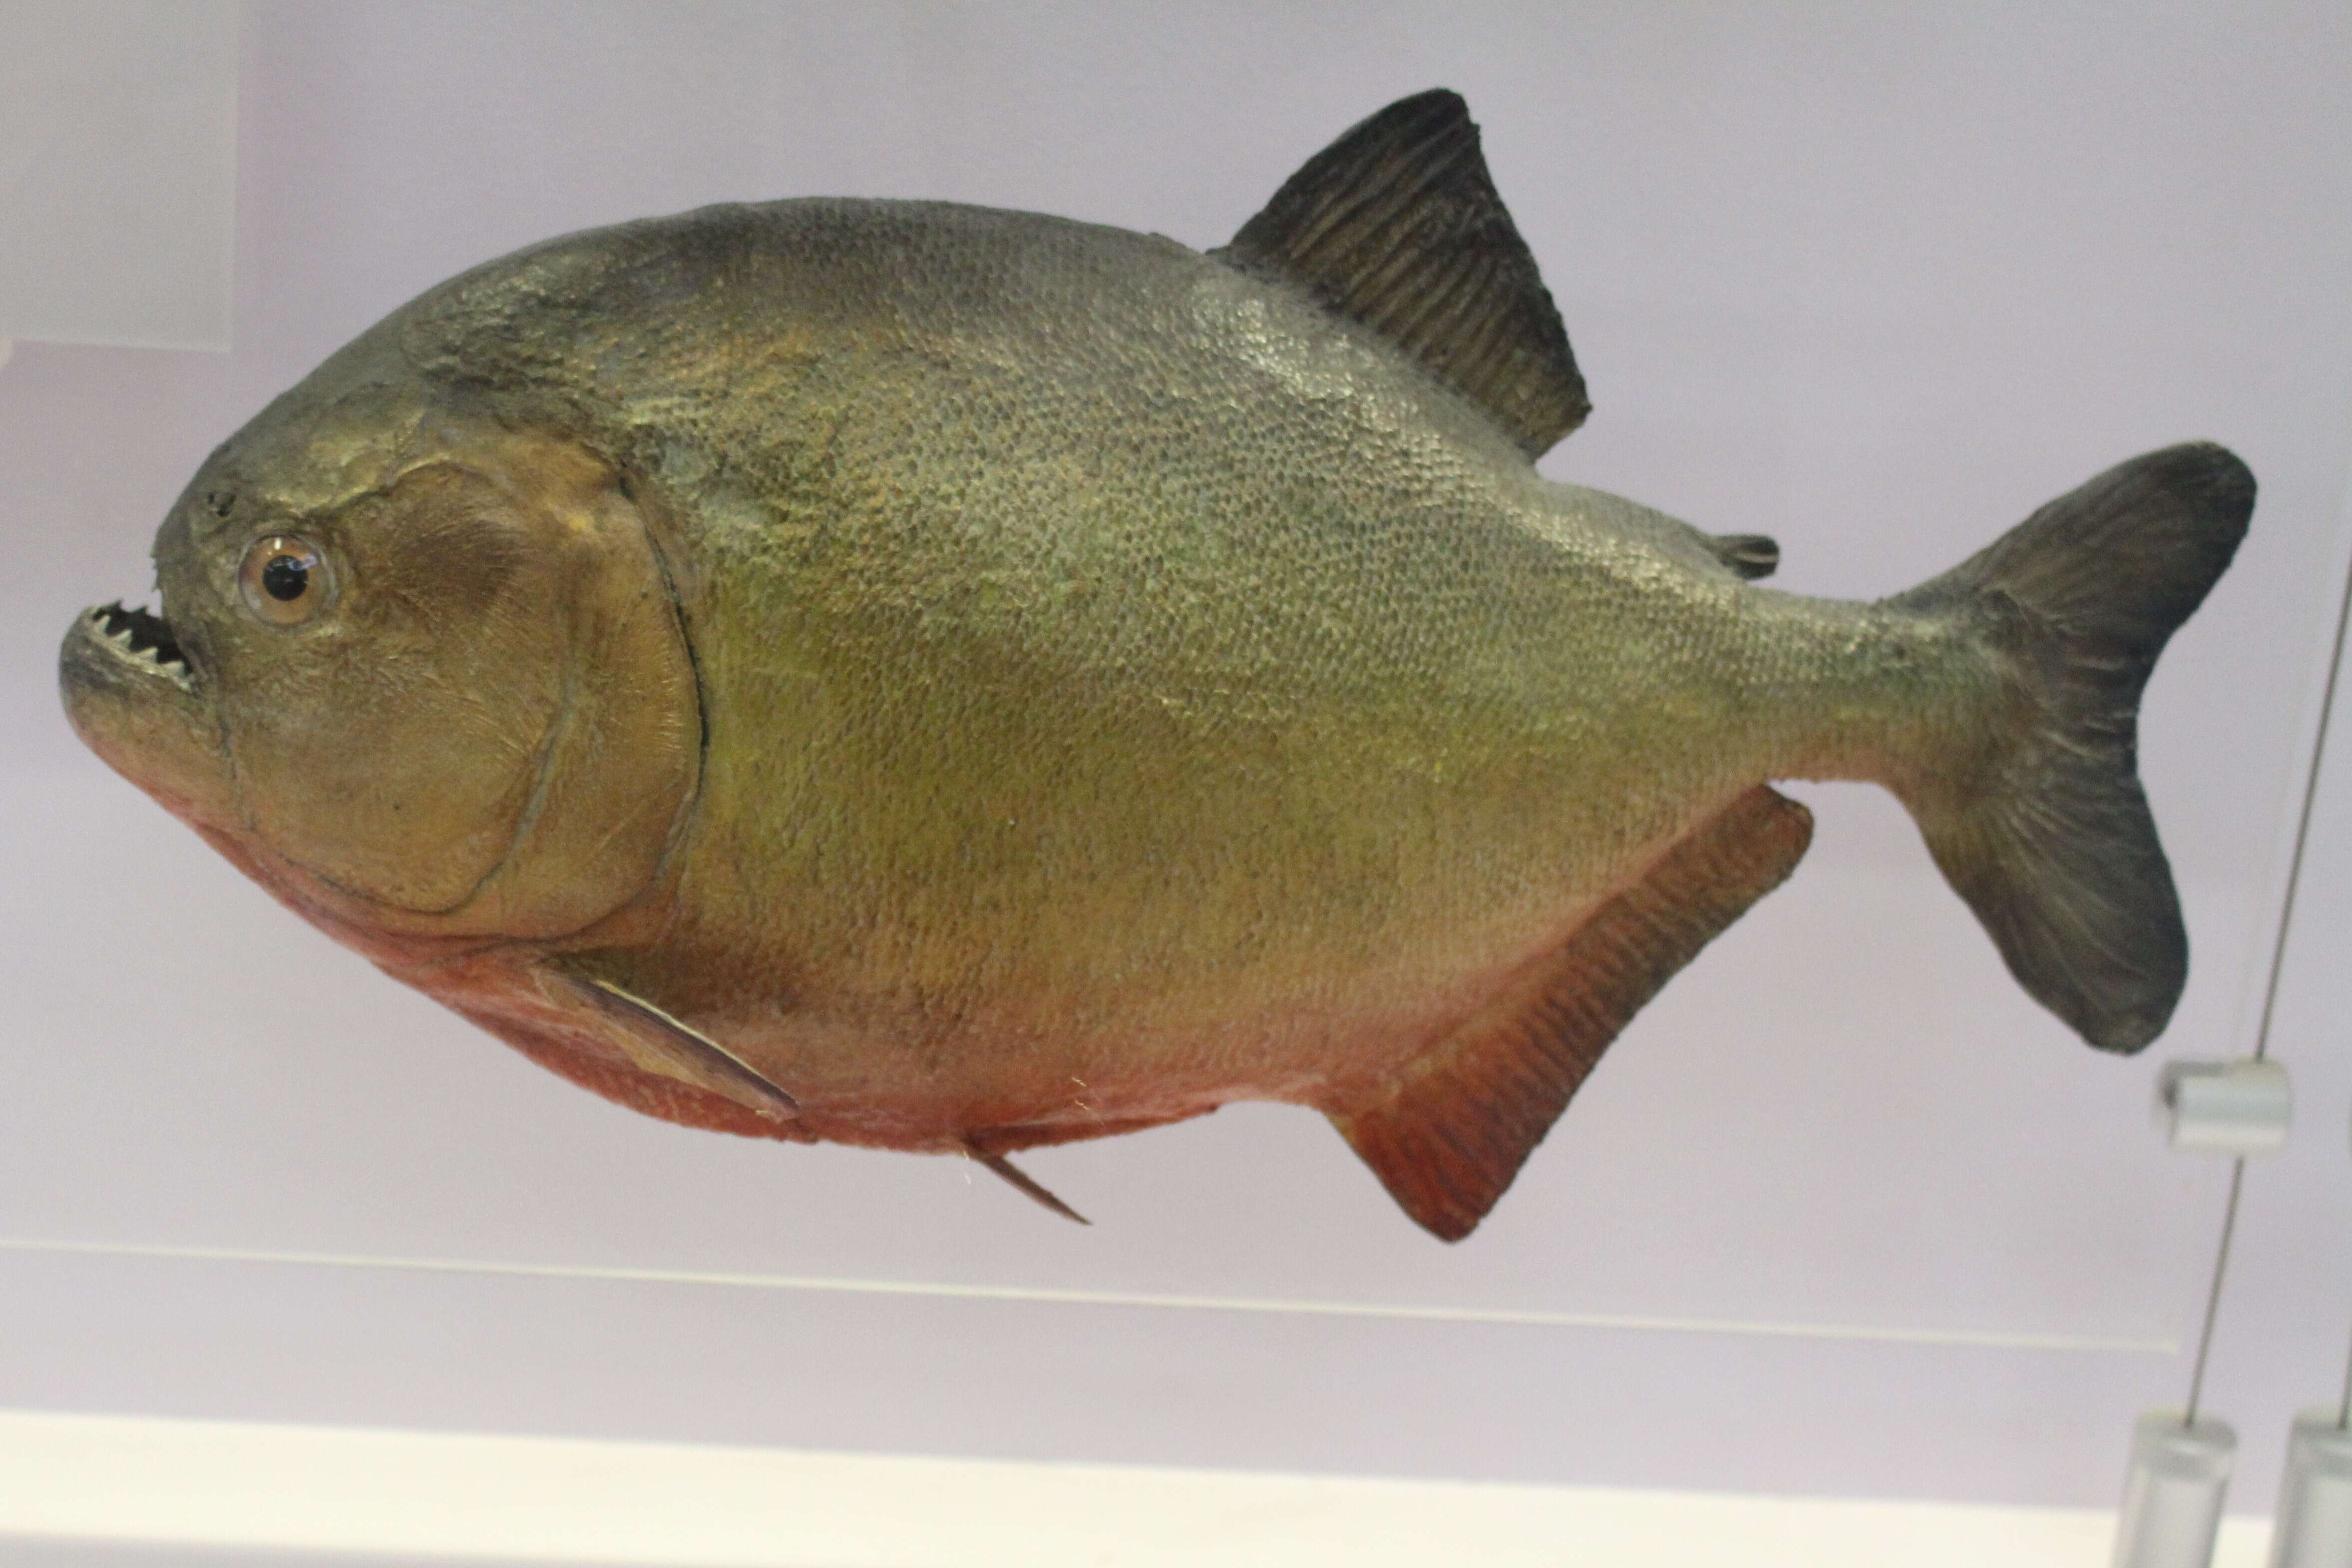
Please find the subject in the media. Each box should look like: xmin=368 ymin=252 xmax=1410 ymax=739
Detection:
xmin=237 ymin=534 xmax=334 ymax=626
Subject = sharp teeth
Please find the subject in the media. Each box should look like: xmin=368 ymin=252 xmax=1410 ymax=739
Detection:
xmin=83 ymin=601 xmax=188 ymax=682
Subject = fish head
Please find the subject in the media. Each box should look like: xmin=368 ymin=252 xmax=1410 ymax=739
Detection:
xmin=60 ymin=373 xmax=702 ymax=957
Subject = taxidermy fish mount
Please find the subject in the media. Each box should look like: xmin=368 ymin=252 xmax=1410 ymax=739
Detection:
xmin=61 ymin=90 xmax=2251 ymax=1239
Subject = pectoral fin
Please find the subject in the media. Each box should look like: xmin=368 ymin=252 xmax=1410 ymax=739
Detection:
xmin=1330 ymin=786 xmax=1813 ymax=1241
xmin=545 ymin=966 xmax=801 ymax=1126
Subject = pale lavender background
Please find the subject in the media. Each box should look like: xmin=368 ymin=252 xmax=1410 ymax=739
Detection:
xmin=0 ymin=1 xmax=237 ymax=350
xmin=1 ymin=0 xmax=2349 ymax=1511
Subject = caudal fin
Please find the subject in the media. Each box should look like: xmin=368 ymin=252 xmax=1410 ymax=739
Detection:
xmin=1891 ymin=443 xmax=2252 ymax=1053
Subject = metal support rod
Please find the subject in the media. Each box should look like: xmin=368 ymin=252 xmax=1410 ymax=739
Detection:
xmin=2114 ymin=1411 xmax=2236 ymax=1568
xmin=2251 ymin=499 xmax=2352 ymax=1069
xmin=2184 ymin=1158 xmax=2246 ymax=1428
xmin=2339 ymin=1314 xmax=2352 ymax=1432
xmin=2272 ymin=1410 xmax=2352 ymax=1568
xmin=2190 ymin=474 xmax=2352 ymax=1433
xmin=2288 ymin=526 xmax=2352 ymax=1438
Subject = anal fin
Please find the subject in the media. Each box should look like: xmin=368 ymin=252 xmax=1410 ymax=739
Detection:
xmin=1331 ymin=786 xmax=1813 ymax=1241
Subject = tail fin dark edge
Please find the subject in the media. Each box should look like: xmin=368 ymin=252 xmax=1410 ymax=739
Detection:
xmin=1892 ymin=443 xmax=2253 ymax=1053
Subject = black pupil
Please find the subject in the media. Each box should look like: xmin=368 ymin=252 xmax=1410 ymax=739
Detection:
xmin=261 ymin=554 xmax=309 ymax=602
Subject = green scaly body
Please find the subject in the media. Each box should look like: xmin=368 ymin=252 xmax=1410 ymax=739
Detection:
xmin=399 ymin=200 xmax=1984 ymax=1141
xmin=62 ymin=92 xmax=2247 ymax=1236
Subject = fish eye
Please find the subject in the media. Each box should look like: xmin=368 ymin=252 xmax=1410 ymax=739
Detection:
xmin=237 ymin=534 xmax=336 ymax=626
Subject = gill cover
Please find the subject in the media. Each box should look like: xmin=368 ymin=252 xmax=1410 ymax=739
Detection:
xmin=200 ymin=432 xmax=700 ymax=938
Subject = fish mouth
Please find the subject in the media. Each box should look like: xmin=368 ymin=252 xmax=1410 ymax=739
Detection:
xmin=61 ymin=594 xmax=233 ymax=833
xmin=77 ymin=600 xmax=195 ymax=691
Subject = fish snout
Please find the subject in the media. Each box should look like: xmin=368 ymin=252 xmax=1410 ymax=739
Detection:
xmin=59 ymin=601 xmax=233 ymax=826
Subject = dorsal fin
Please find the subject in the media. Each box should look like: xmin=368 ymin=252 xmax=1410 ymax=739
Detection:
xmin=1213 ymin=89 xmax=1590 ymax=458
xmin=1328 ymin=786 xmax=1813 ymax=1241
